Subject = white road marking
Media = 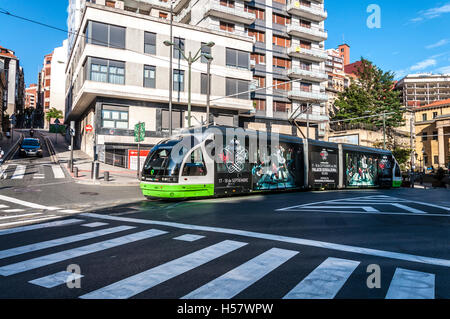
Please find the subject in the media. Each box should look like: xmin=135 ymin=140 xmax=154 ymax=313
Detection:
xmin=392 ymin=203 xmax=427 ymax=214
xmin=0 ymin=229 xmax=167 ymax=276
xmin=279 ymin=209 xmax=448 ymax=217
xmin=29 ymin=271 xmax=84 ymax=288
xmin=290 ymin=206 xmax=379 ymax=212
xmin=82 ymin=222 xmax=109 ymax=228
xmin=385 ymin=268 xmax=435 ymax=299
xmin=11 ymin=165 xmax=26 ymax=179
xmin=0 ymin=226 xmax=135 ymax=259
xmin=2 ymin=209 xmax=26 ymax=213
xmin=283 ymin=257 xmax=360 ymax=299
xmin=51 ymin=165 xmax=65 ymax=179
xmin=59 ymin=210 xmax=81 ymax=214
xmin=33 ymin=174 xmax=45 ymax=179
xmin=0 ymin=165 xmax=8 ymax=179
xmin=0 ymin=194 xmax=60 ymax=211
xmin=0 ymin=205 xmax=9 ymax=209
xmin=173 ymin=234 xmax=205 ymax=242
xmin=0 ymin=219 xmax=84 ymax=236
xmin=0 ymin=216 xmax=60 ymax=228
xmin=0 ymin=213 xmax=42 ymax=220
xmin=183 ymin=248 xmax=298 ymax=299
xmin=81 ymin=213 xmax=450 ymax=268
xmin=80 ymin=240 xmax=248 ymax=299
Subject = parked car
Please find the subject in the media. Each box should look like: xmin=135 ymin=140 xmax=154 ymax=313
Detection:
xmin=19 ymin=138 xmax=43 ymax=158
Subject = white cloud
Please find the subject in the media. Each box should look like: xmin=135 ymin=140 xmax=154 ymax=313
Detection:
xmin=435 ymin=65 xmax=450 ymax=74
xmin=426 ymin=39 xmax=449 ymax=49
xmin=410 ymin=59 xmax=437 ymax=71
xmin=410 ymin=3 xmax=450 ymax=22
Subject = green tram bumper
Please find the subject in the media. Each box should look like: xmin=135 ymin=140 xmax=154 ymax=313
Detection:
xmin=140 ymin=182 xmax=214 ymax=199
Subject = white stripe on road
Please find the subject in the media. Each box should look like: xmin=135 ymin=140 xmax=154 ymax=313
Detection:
xmin=173 ymin=234 xmax=205 ymax=242
xmin=33 ymin=174 xmax=45 ymax=179
xmin=81 ymin=213 xmax=450 ymax=268
xmin=80 ymin=240 xmax=248 ymax=299
xmin=0 ymin=165 xmax=9 ymax=179
xmin=0 ymin=229 xmax=167 ymax=276
xmin=0 ymin=213 xmax=42 ymax=220
xmin=392 ymin=203 xmax=427 ymax=214
xmin=0 ymin=226 xmax=135 ymax=259
xmin=0 ymin=216 xmax=60 ymax=228
xmin=288 ymin=206 xmax=379 ymax=212
xmin=2 ymin=209 xmax=26 ymax=213
xmin=29 ymin=271 xmax=84 ymax=288
xmin=0 ymin=194 xmax=60 ymax=211
xmin=0 ymin=205 xmax=9 ymax=209
xmin=51 ymin=165 xmax=65 ymax=179
xmin=385 ymin=268 xmax=435 ymax=299
xmin=0 ymin=219 xmax=84 ymax=236
xmin=82 ymin=222 xmax=109 ymax=228
xmin=59 ymin=210 xmax=81 ymax=214
xmin=283 ymin=257 xmax=360 ymax=299
xmin=11 ymin=165 xmax=26 ymax=179
xmin=183 ymin=248 xmax=298 ymax=299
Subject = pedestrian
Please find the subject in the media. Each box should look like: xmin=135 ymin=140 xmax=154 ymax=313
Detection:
xmin=0 ymin=147 xmax=4 ymax=178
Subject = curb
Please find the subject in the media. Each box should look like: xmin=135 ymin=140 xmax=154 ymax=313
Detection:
xmin=0 ymin=133 xmax=23 ymax=165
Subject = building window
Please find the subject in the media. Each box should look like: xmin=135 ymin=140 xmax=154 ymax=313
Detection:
xmin=433 ymin=131 xmax=438 ymax=141
xmin=201 ymin=73 xmax=209 ymax=95
xmin=422 ymin=114 xmax=427 ymax=121
xmin=273 ymin=79 xmax=291 ymax=91
xmin=433 ymin=112 xmax=438 ymax=119
xmin=422 ymin=133 xmax=427 ymax=142
xmin=272 ymin=13 xmax=291 ymax=26
xmin=162 ymin=110 xmax=182 ymax=130
xmin=102 ymin=109 xmax=129 ymax=129
xmin=88 ymin=57 xmax=125 ymax=85
xmin=254 ymin=99 xmax=266 ymax=111
xmin=254 ymin=76 xmax=265 ymax=88
xmin=174 ymin=37 xmax=185 ymax=59
xmin=245 ymin=5 xmax=264 ymax=20
xmin=424 ymin=155 xmax=428 ymax=165
xmin=300 ymin=40 xmax=312 ymax=49
xmin=300 ymin=82 xmax=312 ymax=92
xmin=220 ymin=21 xmax=235 ymax=33
xmin=144 ymin=65 xmax=156 ymax=88
xmin=220 ymin=0 xmax=235 ymax=8
xmin=274 ymin=102 xmax=291 ymax=113
xmin=251 ymin=53 xmax=265 ymax=65
xmin=273 ymin=57 xmax=291 ymax=69
xmin=159 ymin=12 xmax=168 ymax=19
xmin=201 ymin=43 xmax=211 ymax=63
xmin=272 ymin=35 xmax=291 ymax=48
xmin=434 ymin=156 xmax=439 ymax=165
xmin=173 ymin=69 xmax=185 ymax=92
xmin=86 ymin=21 xmax=125 ymax=49
xmin=226 ymin=78 xmax=250 ymax=100
xmin=226 ymin=48 xmax=250 ymax=69
xmin=144 ymin=32 xmax=156 ymax=55
xmin=246 ymin=29 xmax=265 ymax=43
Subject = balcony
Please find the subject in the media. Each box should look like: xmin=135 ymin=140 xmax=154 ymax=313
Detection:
xmin=287 ymin=67 xmax=328 ymax=82
xmin=287 ymin=46 xmax=327 ymax=62
xmin=287 ymin=1 xmax=327 ymax=22
xmin=287 ymin=24 xmax=328 ymax=41
xmin=203 ymin=1 xmax=256 ymax=24
xmin=289 ymin=90 xmax=328 ymax=102
xmin=289 ymin=111 xmax=328 ymax=123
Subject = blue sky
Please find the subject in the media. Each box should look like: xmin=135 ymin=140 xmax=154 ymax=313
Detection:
xmin=1 ymin=0 xmax=450 ymax=87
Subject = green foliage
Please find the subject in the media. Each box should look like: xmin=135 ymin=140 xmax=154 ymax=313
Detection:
xmin=45 ymin=108 xmax=63 ymax=124
xmin=333 ymin=58 xmax=405 ymax=128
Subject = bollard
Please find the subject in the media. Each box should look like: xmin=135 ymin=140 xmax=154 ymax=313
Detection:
xmin=95 ymin=162 xmax=100 ymax=180
xmin=104 ymin=171 xmax=109 ymax=182
xmin=91 ymin=162 xmax=95 ymax=179
xmin=74 ymin=167 xmax=78 ymax=178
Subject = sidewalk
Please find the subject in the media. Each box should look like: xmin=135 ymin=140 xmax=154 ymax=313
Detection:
xmin=41 ymin=131 xmax=140 ymax=186
xmin=0 ymin=129 xmax=22 ymax=164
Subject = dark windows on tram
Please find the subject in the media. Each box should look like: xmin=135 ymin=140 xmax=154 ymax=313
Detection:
xmin=182 ymin=148 xmax=207 ymax=176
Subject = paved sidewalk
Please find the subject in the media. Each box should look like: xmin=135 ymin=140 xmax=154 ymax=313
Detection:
xmin=41 ymin=131 xmax=140 ymax=186
xmin=0 ymin=129 xmax=22 ymax=163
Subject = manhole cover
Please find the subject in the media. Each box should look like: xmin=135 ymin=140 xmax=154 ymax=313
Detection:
xmin=80 ymin=192 xmax=99 ymax=196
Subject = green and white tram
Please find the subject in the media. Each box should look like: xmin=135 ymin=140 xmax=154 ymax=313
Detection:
xmin=140 ymin=126 xmax=402 ymax=199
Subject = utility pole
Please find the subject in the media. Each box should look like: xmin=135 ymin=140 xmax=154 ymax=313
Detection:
xmin=169 ymin=1 xmax=173 ymax=136
xmin=206 ymin=56 xmax=212 ymax=126
xmin=410 ymin=115 xmax=415 ymax=188
xmin=383 ymin=112 xmax=386 ymax=149
xmin=306 ymin=103 xmax=310 ymax=140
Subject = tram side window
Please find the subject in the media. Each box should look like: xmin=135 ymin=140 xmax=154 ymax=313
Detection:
xmin=394 ymin=165 xmax=401 ymax=177
xmin=182 ymin=148 xmax=207 ymax=176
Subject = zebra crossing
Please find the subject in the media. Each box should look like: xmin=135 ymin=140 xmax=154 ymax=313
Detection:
xmin=0 ymin=215 xmax=445 ymax=299
xmin=277 ymin=195 xmax=450 ymax=217
xmin=0 ymin=163 xmax=66 ymax=180
xmin=0 ymin=195 xmax=81 ymax=229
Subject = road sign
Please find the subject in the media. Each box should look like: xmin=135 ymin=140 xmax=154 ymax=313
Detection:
xmin=54 ymin=118 xmax=61 ymax=125
xmin=86 ymin=124 xmax=93 ymax=132
xmin=70 ymin=128 xmax=75 ymax=136
xmin=134 ymin=122 xmax=145 ymax=143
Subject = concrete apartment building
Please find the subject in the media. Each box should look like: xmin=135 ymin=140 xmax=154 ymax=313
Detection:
xmin=414 ymin=98 xmax=450 ymax=171
xmin=0 ymin=45 xmax=25 ymax=132
xmin=25 ymin=84 xmax=38 ymax=109
xmin=41 ymin=53 xmax=53 ymax=113
xmin=396 ymin=73 xmax=450 ymax=108
xmin=65 ymin=1 xmax=254 ymax=166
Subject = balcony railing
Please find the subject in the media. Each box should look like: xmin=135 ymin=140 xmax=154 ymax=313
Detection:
xmin=288 ymin=67 xmax=328 ymax=81
xmin=287 ymin=1 xmax=327 ymax=21
xmin=204 ymin=1 xmax=256 ymax=24
xmin=286 ymin=24 xmax=328 ymax=41
xmin=289 ymin=90 xmax=328 ymax=101
xmin=287 ymin=46 xmax=328 ymax=61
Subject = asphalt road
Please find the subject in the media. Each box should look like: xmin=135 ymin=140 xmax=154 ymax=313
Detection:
xmin=0 ymin=185 xmax=449 ymax=299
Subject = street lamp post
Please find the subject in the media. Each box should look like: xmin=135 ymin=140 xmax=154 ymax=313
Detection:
xmin=168 ymin=1 xmax=173 ymax=136
xmin=164 ymin=41 xmax=215 ymax=128
xmin=205 ymin=54 xmax=213 ymax=127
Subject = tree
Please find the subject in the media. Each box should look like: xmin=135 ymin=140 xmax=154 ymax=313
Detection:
xmin=45 ymin=108 xmax=63 ymax=127
xmin=332 ymin=58 xmax=405 ymax=129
